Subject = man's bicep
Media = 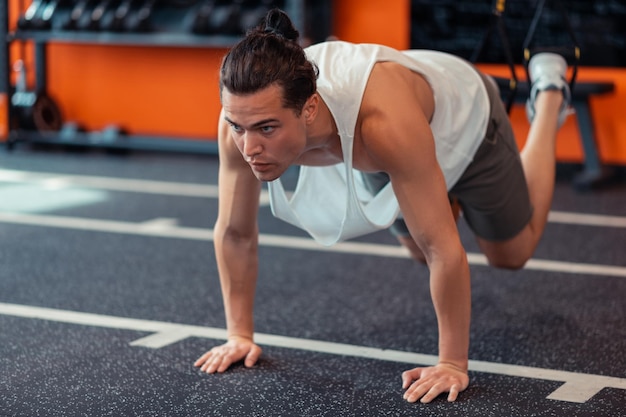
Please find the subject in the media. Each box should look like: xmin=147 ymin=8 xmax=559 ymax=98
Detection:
xmin=380 ymin=125 xmax=459 ymax=260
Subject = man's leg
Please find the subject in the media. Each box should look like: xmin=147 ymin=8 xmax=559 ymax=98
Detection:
xmin=477 ymin=53 xmax=571 ymax=268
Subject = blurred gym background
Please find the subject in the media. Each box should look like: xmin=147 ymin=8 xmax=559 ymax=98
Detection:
xmin=1 ymin=0 xmax=625 ymax=181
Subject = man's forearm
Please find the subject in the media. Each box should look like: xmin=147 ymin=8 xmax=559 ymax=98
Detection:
xmin=429 ymin=251 xmax=471 ymax=369
xmin=214 ymin=226 xmax=259 ymax=340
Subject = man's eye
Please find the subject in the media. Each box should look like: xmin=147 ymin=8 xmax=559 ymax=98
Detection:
xmin=230 ymin=124 xmax=243 ymax=133
xmin=260 ymin=126 xmax=275 ymax=133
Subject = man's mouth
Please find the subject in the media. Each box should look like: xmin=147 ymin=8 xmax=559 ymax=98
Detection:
xmin=250 ymin=161 xmax=272 ymax=172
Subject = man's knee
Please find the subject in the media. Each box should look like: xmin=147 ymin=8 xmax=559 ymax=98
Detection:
xmin=485 ymin=253 xmax=529 ymax=270
xmin=480 ymin=240 xmax=533 ymax=270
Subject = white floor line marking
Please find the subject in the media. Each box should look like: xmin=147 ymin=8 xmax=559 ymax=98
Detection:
xmin=549 ymin=211 xmax=626 ymax=228
xmin=0 ymin=168 xmax=273 ymax=205
xmin=130 ymin=329 xmax=194 ymax=349
xmin=1 ymin=168 xmax=623 ymax=228
xmin=1 ymin=211 xmax=625 ymax=278
xmin=545 ymin=381 xmax=609 ymax=403
xmin=1 ymin=302 xmax=624 ymax=403
xmin=0 ymin=168 xmax=219 ymax=197
xmin=0 ymin=184 xmax=108 ymax=213
xmin=139 ymin=218 xmax=179 ymax=231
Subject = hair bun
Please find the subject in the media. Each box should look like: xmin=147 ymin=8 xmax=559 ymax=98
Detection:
xmin=262 ymin=8 xmax=299 ymax=41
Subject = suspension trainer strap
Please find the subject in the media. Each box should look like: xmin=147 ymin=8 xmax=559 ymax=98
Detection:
xmin=522 ymin=0 xmax=580 ymax=91
xmin=471 ymin=0 xmax=518 ymax=114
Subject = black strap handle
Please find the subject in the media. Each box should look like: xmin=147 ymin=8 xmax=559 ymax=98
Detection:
xmin=471 ymin=0 xmax=518 ymax=114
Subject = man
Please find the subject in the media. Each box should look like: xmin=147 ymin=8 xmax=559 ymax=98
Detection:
xmin=194 ymin=9 xmax=571 ymax=404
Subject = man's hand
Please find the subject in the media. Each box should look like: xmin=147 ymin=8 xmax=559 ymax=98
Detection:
xmin=194 ymin=336 xmax=262 ymax=374
xmin=401 ymin=362 xmax=469 ymax=403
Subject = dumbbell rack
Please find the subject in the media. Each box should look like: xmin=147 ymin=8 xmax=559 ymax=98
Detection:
xmin=0 ymin=0 xmax=306 ymax=155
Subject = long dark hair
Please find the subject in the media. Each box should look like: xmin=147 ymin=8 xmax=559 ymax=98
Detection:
xmin=219 ymin=9 xmax=318 ymax=115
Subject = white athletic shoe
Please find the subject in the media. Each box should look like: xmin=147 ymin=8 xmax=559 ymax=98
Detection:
xmin=525 ymin=52 xmax=573 ymax=128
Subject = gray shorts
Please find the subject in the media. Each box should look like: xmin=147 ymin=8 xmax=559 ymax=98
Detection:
xmin=362 ymin=71 xmax=533 ymax=242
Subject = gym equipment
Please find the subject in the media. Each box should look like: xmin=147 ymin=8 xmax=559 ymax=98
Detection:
xmin=58 ymin=121 xmax=85 ymax=142
xmin=192 ymin=0 xmax=246 ymax=36
xmin=32 ymin=0 xmax=64 ymax=30
xmin=11 ymin=59 xmax=63 ymax=132
xmin=62 ymin=0 xmax=94 ymax=30
xmin=522 ymin=0 xmax=579 ymax=93
xmin=86 ymin=0 xmax=115 ymax=31
xmin=239 ymin=0 xmax=275 ymax=33
xmin=11 ymin=61 xmax=36 ymax=114
xmin=126 ymin=0 xmax=157 ymax=32
xmin=17 ymin=0 xmax=47 ymax=30
xmin=471 ymin=0 xmax=518 ymax=114
xmin=101 ymin=0 xmax=135 ymax=31
xmin=99 ymin=124 xmax=126 ymax=143
xmin=190 ymin=0 xmax=217 ymax=34
xmin=213 ymin=0 xmax=244 ymax=36
xmin=167 ymin=0 xmax=197 ymax=6
xmin=521 ymin=0 xmax=621 ymax=191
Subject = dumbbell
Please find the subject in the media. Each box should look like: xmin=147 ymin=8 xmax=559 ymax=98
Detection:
xmin=17 ymin=0 xmax=47 ymax=30
xmin=239 ymin=0 xmax=275 ymax=33
xmin=126 ymin=0 xmax=157 ymax=32
xmin=213 ymin=0 xmax=244 ymax=36
xmin=11 ymin=60 xmax=36 ymax=114
xmin=101 ymin=0 xmax=135 ymax=31
xmin=58 ymin=122 xmax=85 ymax=142
xmin=11 ymin=60 xmax=63 ymax=132
xmin=85 ymin=0 xmax=115 ymax=30
xmin=193 ymin=0 xmax=244 ymax=36
xmin=62 ymin=0 xmax=93 ymax=30
xmin=31 ymin=0 xmax=64 ymax=30
xmin=99 ymin=124 xmax=126 ymax=143
xmin=190 ymin=0 xmax=217 ymax=34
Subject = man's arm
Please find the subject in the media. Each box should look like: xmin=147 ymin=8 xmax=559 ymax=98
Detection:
xmin=195 ymin=110 xmax=263 ymax=373
xmin=360 ymin=65 xmax=471 ymax=402
xmin=389 ymin=140 xmax=471 ymax=403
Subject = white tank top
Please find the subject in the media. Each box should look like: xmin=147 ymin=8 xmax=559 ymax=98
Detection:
xmin=267 ymin=41 xmax=489 ymax=246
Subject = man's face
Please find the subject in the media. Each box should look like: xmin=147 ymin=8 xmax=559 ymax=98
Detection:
xmin=222 ymin=84 xmax=308 ymax=182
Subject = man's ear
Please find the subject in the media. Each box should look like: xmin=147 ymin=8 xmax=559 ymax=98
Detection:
xmin=303 ymin=93 xmax=319 ymax=123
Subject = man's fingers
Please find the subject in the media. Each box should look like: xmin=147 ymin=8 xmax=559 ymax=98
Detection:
xmin=401 ymin=363 xmax=469 ymax=403
xmin=401 ymin=373 xmax=410 ymax=389
xmin=193 ymin=351 xmax=212 ymax=367
xmin=196 ymin=343 xmax=261 ymax=373
xmin=195 ymin=351 xmax=222 ymax=373
xmin=201 ymin=355 xmax=231 ymax=374
xmin=420 ymin=384 xmax=447 ymax=404
xmin=244 ymin=345 xmax=262 ymax=368
xmin=401 ymin=368 xmax=423 ymax=389
xmin=200 ymin=356 xmax=216 ymax=373
xmin=447 ymin=384 xmax=460 ymax=402
xmin=404 ymin=381 xmax=463 ymax=404
xmin=216 ymin=356 xmax=234 ymax=373
xmin=403 ymin=379 xmax=432 ymax=403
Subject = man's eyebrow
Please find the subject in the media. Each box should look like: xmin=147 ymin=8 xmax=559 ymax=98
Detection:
xmin=223 ymin=116 xmax=238 ymax=125
xmin=223 ymin=116 xmax=280 ymax=128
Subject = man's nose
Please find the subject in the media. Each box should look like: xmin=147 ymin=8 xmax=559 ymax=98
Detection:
xmin=243 ymin=132 xmax=263 ymax=160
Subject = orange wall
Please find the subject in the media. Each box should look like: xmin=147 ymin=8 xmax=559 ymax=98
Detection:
xmin=8 ymin=42 xmax=227 ymax=140
xmin=332 ymin=0 xmax=410 ymax=50
xmin=45 ymin=44 xmax=226 ymax=139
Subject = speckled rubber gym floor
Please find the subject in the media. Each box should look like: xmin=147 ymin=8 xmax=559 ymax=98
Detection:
xmin=1 ymin=146 xmax=624 ymax=417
